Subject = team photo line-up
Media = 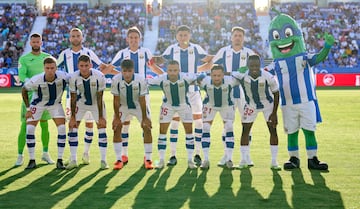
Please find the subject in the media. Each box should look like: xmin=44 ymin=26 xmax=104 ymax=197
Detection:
xmin=17 ymin=20 xmax=331 ymax=172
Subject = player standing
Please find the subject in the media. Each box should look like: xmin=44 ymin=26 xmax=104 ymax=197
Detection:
xmin=109 ymin=26 xmax=163 ymax=165
xmin=233 ymin=55 xmax=281 ymax=169
xmin=156 ymin=25 xmax=213 ymax=166
xmin=111 ymin=59 xmax=154 ymax=170
xmin=201 ymin=26 xmax=256 ymax=167
xmin=22 ymin=57 xmax=68 ymax=169
xmin=66 ymin=55 xmax=108 ymax=170
xmin=197 ymin=65 xmax=238 ymax=169
xmin=16 ymin=33 xmax=54 ymax=166
xmin=147 ymin=60 xmax=198 ymax=169
xmin=57 ymin=28 xmax=108 ymax=165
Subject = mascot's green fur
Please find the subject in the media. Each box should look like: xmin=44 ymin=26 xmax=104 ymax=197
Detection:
xmin=266 ymin=8 xmax=334 ymax=170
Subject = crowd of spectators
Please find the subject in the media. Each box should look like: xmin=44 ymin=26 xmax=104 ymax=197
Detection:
xmin=271 ymin=2 xmax=360 ymax=68
xmin=0 ymin=2 xmax=359 ymax=70
xmin=0 ymin=3 xmax=37 ymax=68
xmin=42 ymin=3 xmax=146 ymax=63
xmin=156 ymin=3 xmax=266 ymax=57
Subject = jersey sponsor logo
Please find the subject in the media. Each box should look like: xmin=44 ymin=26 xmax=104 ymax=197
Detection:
xmin=323 ymin=74 xmax=335 ymax=86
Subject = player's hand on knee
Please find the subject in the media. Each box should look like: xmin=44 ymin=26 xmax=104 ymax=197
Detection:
xmin=112 ymin=117 xmax=122 ymax=131
xmin=141 ymin=117 xmax=152 ymax=130
xmin=97 ymin=117 xmax=106 ymax=129
xmin=25 ymin=111 xmax=33 ymax=120
xmin=69 ymin=117 xmax=78 ymax=129
xmin=268 ymin=113 xmax=278 ymax=128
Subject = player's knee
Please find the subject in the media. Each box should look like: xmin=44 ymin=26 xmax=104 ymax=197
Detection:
xmin=224 ymin=120 xmax=233 ymax=132
xmin=203 ymin=122 xmax=211 ymax=133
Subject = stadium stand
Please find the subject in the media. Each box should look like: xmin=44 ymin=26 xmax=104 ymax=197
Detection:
xmin=0 ymin=3 xmax=37 ymax=68
xmin=156 ymin=3 xmax=267 ymax=58
xmin=42 ymin=3 xmax=146 ymax=63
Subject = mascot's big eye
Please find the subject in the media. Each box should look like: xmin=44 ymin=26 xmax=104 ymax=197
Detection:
xmin=272 ymin=30 xmax=280 ymax=40
xmin=285 ymin=28 xmax=293 ymax=38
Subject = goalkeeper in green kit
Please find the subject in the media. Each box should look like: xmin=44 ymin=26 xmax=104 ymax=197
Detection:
xmin=15 ymin=33 xmax=54 ymax=166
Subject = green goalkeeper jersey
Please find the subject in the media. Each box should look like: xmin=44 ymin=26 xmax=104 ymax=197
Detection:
xmin=18 ymin=52 xmax=51 ymax=82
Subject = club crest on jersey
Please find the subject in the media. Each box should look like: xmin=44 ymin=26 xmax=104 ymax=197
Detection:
xmin=259 ymin=83 xmax=265 ymax=87
xmin=91 ymin=82 xmax=96 ymax=86
xmin=139 ymin=54 xmax=144 ymax=59
xmin=178 ymin=82 xmax=184 ymax=87
xmin=133 ymin=86 xmax=139 ymax=91
xmin=189 ymin=49 xmax=194 ymax=54
xmin=241 ymin=55 xmax=247 ymax=60
xmin=302 ymin=61 xmax=306 ymax=68
xmin=223 ymin=87 xmax=228 ymax=92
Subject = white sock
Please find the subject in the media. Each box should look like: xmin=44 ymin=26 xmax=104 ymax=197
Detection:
xmin=57 ymin=124 xmax=66 ymax=159
xmin=114 ymin=142 xmax=122 ymax=161
xmin=270 ymin=145 xmax=278 ymax=164
xmin=194 ymin=118 xmax=203 ymax=155
xmin=144 ymin=143 xmax=152 ymax=161
xmin=83 ymin=126 xmax=93 ymax=154
xmin=26 ymin=124 xmax=36 ymax=160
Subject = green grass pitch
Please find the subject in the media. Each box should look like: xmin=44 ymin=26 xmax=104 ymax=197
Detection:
xmin=0 ymin=88 xmax=359 ymax=209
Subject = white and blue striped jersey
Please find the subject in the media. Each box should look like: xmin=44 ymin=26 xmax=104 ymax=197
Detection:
xmin=24 ymin=71 xmax=68 ymax=106
xmin=111 ymin=47 xmax=153 ymax=77
xmin=213 ymin=45 xmax=255 ymax=98
xmin=68 ymin=69 xmax=106 ymax=106
xmin=162 ymin=43 xmax=207 ymax=73
xmin=57 ymin=47 xmax=103 ymax=73
xmin=265 ymin=53 xmax=317 ymax=106
xmin=199 ymin=76 xmax=238 ymax=108
xmin=110 ymin=73 xmax=148 ymax=109
xmin=148 ymin=73 xmax=197 ymax=106
xmin=233 ymin=70 xmax=279 ymax=110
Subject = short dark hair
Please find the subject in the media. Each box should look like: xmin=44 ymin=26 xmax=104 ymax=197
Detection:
xmin=231 ymin=26 xmax=245 ymax=35
xmin=168 ymin=60 xmax=179 ymax=66
xmin=211 ymin=64 xmax=224 ymax=72
xmin=30 ymin=33 xmax=42 ymax=39
xmin=248 ymin=54 xmax=261 ymax=62
xmin=176 ymin=25 xmax=191 ymax=34
xmin=78 ymin=54 xmax=91 ymax=63
xmin=127 ymin=26 xmax=142 ymax=38
xmin=43 ymin=56 xmax=57 ymax=65
xmin=121 ymin=59 xmax=134 ymax=71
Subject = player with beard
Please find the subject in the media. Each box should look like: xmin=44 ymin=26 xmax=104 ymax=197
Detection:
xmin=57 ymin=28 xmax=109 ymax=166
xmin=16 ymin=33 xmax=54 ymax=166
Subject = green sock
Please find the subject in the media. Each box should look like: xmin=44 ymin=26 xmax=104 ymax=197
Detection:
xmin=302 ymin=129 xmax=317 ymax=149
xmin=40 ymin=121 xmax=50 ymax=152
xmin=287 ymin=131 xmax=299 ymax=150
xmin=17 ymin=120 xmax=27 ymax=155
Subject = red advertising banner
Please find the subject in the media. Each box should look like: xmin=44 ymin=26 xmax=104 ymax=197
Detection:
xmin=316 ymin=73 xmax=360 ymax=87
xmin=0 ymin=74 xmax=11 ymax=88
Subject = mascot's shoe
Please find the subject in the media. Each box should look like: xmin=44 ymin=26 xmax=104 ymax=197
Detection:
xmin=284 ymin=156 xmax=300 ymax=170
xmin=308 ymin=156 xmax=328 ymax=170
xmin=42 ymin=152 xmax=55 ymax=164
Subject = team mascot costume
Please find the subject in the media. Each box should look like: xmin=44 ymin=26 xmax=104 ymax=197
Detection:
xmin=266 ymin=9 xmax=334 ymax=170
